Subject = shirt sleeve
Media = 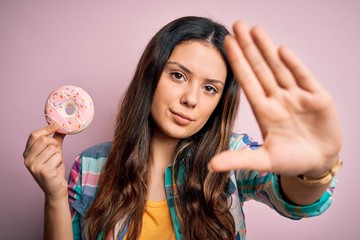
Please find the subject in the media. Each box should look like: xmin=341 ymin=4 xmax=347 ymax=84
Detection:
xmin=68 ymin=156 xmax=83 ymax=240
xmin=67 ymin=142 xmax=112 ymax=240
xmin=230 ymin=133 xmax=336 ymax=219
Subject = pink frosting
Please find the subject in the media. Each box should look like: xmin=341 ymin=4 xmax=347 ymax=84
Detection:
xmin=44 ymin=85 xmax=94 ymax=134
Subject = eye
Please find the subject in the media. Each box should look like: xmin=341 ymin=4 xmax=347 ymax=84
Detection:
xmin=170 ymin=71 xmax=186 ymax=81
xmin=203 ymin=85 xmax=218 ymax=95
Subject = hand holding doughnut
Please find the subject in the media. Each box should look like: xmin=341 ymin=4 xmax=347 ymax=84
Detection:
xmin=44 ymin=85 xmax=95 ymax=134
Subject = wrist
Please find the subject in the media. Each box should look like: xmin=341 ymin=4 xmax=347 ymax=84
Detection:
xmin=45 ymin=193 xmax=69 ymax=206
xmin=297 ymin=156 xmax=343 ymax=186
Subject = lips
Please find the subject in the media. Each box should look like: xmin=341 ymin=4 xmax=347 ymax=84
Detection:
xmin=171 ymin=110 xmax=194 ymax=126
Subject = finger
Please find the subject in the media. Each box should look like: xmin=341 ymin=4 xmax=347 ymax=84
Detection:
xmin=232 ymin=21 xmax=278 ymax=95
xmin=53 ymin=132 xmax=66 ymax=149
xmin=224 ymin=35 xmax=266 ymax=105
xmin=24 ymin=135 xmax=59 ymax=166
xmin=208 ymin=149 xmax=272 ymax=172
xmin=278 ymin=46 xmax=322 ymax=92
xmin=250 ymin=26 xmax=297 ymax=89
xmin=23 ymin=123 xmax=60 ymax=158
xmin=43 ymin=151 xmax=64 ymax=172
xmin=26 ymin=144 xmax=61 ymax=173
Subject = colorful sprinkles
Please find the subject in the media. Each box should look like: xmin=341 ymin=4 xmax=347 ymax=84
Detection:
xmin=44 ymin=85 xmax=94 ymax=134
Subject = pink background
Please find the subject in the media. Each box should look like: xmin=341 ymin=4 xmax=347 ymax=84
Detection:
xmin=1 ymin=0 xmax=358 ymax=239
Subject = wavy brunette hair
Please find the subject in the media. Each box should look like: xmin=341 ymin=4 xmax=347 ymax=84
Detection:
xmin=84 ymin=16 xmax=240 ymax=239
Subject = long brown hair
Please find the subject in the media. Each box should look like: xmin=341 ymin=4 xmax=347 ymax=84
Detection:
xmin=84 ymin=16 xmax=240 ymax=239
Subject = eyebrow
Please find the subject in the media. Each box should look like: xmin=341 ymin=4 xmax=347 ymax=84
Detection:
xmin=167 ymin=61 xmax=192 ymax=74
xmin=167 ymin=61 xmax=224 ymax=86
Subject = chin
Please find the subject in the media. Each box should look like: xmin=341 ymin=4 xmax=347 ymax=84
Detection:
xmin=166 ymin=131 xmax=192 ymax=140
xmin=162 ymin=127 xmax=197 ymax=140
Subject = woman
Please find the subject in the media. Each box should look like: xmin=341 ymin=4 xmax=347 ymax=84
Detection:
xmin=23 ymin=16 xmax=342 ymax=240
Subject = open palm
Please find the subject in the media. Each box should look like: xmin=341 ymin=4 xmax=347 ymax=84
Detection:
xmin=210 ymin=21 xmax=342 ymax=177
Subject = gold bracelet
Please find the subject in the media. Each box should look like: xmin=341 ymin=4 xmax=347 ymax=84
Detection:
xmin=297 ymin=157 xmax=343 ymax=186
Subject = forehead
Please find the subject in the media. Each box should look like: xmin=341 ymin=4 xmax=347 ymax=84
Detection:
xmin=168 ymin=41 xmax=227 ymax=81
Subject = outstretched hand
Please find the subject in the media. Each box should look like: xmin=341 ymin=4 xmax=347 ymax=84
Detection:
xmin=209 ymin=21 xmax=342 ymax=177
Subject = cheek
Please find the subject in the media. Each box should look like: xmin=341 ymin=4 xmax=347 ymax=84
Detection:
xmin=151 ymin=84 xmax=177 ymax=118
xmin=152 ymin=91 xmax=170 ymax=110
xmin=198 ymin=101 xmax=220 ymax=121
xmin=153 ymin=78 xmax=179 ymax=104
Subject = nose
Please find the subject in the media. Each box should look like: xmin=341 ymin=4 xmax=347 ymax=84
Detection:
xmin=180 ymin=85 xmax=198 ymax=108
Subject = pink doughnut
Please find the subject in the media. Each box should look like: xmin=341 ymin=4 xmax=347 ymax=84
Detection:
xmin=44 ymin=85 xmax=95 ymax=134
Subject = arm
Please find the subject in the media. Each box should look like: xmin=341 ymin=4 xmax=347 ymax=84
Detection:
xmin=23 ymin=123 xmax=73 ymax=240
xmin=44 ymin=196 xmax=73 ymax=240
xmin=280 ymin=177 xmax=329 ymax=205
xmin=280 ymin=155 xmax=341 ymax=205
xmin=209 ymin=21 xmax=342 ymax=205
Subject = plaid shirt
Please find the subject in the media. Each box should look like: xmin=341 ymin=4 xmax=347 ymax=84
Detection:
xmin=68 ymin=133 xmax=336 ymax=239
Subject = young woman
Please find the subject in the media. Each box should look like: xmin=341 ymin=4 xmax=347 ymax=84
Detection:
xmin=23 ymin=16 xmax=342 ymax=240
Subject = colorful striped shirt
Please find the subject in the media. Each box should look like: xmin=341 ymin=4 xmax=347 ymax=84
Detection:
xmin=68 ymin=133 xmax=336 ymax=239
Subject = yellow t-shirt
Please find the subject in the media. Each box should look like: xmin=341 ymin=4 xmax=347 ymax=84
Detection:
xmin=138 ymin=199 xmax=176 ymax=240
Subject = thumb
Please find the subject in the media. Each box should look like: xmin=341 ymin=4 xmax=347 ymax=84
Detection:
xmin=53 ymin=132 xmax=66 ymax=148
xmin=208 ymin=148 xmax=272 ymax=172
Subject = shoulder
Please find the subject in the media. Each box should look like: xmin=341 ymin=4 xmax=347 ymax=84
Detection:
xmin=78 ymin=142 xmax=112 ymax=174
xmin=229 ymin=133 xmax=261 ymax=150
xmin=80 ymin=142 xmax=112 ymax=159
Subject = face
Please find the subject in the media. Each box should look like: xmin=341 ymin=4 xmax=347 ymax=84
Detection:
xmin=151 ymin=41 xmax=227 ymax=141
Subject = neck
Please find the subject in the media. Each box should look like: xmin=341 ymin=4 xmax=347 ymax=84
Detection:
xmin=150 ymin=128 xmax=178 ymax=168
